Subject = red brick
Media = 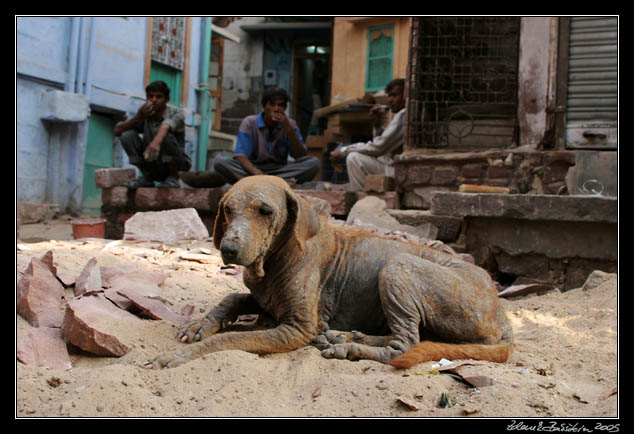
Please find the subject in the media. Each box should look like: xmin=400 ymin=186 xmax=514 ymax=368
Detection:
xmin=364 ymin=175 xmax=394 ymax=193
xmin=431 ymin=167 xmax=458 ymax=186
xmin=102 ymin=187 xmax=129 ymax=208
xmin=134 ymin=187 xmax=225 ymax=212
xmin=94 ymin=168 xmax=136 ymax=188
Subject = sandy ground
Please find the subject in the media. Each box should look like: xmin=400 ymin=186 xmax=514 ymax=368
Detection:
xmin=15 ymin=217 xmax=619 ymax=419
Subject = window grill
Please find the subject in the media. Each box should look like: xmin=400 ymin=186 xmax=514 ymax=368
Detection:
xmin=406 ymin=17 xmax=521 ymax=149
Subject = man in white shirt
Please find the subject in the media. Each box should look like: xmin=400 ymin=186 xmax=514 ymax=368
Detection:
xmin=329 ymin=78 xmax=406 ymax=191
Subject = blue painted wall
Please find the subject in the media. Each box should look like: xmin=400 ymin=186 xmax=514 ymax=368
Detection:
xmin=16 ymin=16 xmax=207 ymax=213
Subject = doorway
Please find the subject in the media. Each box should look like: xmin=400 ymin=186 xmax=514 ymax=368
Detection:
xmin=292 ymin=41 xmax=331 ymax=140
xmin=81 ymin=113 xmax=115 ymax=215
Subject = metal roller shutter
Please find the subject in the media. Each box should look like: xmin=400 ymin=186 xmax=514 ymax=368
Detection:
xmin=566 ymin=16 xmax=618 ymax=149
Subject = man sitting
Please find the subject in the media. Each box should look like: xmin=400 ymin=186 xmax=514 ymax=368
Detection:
xmin=114 ymin=80 xmax=191 ymax=188
xmin=329 ymin=78 xmax=406 ymax=191
xmin=213 ymin=87 xmax=320 ymax=185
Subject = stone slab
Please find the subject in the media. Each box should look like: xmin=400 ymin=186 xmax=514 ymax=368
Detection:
xmin=17 ymin=258 xmax=66 ymax=328
xmin=430 ymin=192 xmax=617 ymax=223
xmin=123 ymin=208 xmax=210 ymax=243
xmin=61 ymin=294 xmax=141 ymax=357
xmin=17 ymin=327 xmax=72 ymax=371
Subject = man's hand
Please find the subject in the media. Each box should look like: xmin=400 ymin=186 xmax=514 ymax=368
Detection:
xmin=143 ymin=141 xmax=160 ymax=161
xmin=369 ymin=104 xmax=388 ymax=128
xmin=137 ymin=101 xmax=156 ymax=120
xmin=329 ymin=149 xmax=346 ymax=173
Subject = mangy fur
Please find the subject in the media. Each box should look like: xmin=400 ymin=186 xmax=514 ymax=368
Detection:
xmin=147 ymin=175 xmax=513 ymax=369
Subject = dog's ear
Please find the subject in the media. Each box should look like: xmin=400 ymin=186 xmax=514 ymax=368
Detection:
xmin=285 ymin=189 xmax=322 ymax=251
xmin=212 ymin=195 xmax=227 ymax=250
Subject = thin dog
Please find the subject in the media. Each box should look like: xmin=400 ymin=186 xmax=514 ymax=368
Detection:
xmin=146 ymin=175 xmax=513 ymax=369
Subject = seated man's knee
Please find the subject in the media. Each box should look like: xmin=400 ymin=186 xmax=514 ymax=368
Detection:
xmin=212 ymin=154 xmax=233 ymax=171
xmin=345 ymin=151 xmax=362 ymax=169
xmin=119 ymin=129 xmax=139 ymax=144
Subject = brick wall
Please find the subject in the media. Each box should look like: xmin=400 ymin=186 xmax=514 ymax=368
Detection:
xmin=394 ymin=150 xmax=576 ymax=209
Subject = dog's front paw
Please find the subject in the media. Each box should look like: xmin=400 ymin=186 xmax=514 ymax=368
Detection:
xmin=177 ymin=318 xmax=220 ymax=343
xmin=320 ymin=343 xmax=361 ymax=361
xmin=144 ymin=351 xmax=191 ymax=370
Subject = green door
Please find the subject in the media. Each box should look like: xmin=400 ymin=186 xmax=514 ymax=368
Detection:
xmin=82 ymin=113 xmax=115 ymax=215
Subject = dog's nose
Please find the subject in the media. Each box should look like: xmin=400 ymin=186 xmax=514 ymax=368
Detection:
xmin=220 ymin=243 xmax=239 ymax=262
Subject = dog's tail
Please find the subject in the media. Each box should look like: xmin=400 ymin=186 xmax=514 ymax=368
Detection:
xmin=386 ymin=340 xmax=514 ymax=369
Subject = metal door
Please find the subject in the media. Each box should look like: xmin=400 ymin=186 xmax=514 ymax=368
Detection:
xmin=565 ymin=17 xmax=618 ymax=149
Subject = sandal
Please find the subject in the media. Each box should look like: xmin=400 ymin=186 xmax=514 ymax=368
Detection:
xmin=127 ymin=176 xmax=154 ymax=189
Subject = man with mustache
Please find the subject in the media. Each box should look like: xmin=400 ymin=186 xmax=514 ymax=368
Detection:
xmin=329 ymin=78 xmax=407 ymax=191
xmin=114 ymin=80 xmax=191 ymax=188
xmin=213 ymin=87 xmax=320 ymax=185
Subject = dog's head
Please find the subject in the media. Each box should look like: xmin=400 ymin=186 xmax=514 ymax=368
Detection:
xmin=212 ymin=175 xmax=322 ymax=278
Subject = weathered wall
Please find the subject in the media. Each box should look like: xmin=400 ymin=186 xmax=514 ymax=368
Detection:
xmin=330 ymin=17 xmax=411 ymax=103
xmin=16 ymin=17 xmax=206 ymax=212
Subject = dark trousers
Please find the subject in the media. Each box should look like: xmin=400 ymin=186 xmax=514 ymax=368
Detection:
xmin=119 ymin=129 xmax=191 ymax=182
xmin=212 ymin=154 xmax=320 ymax=185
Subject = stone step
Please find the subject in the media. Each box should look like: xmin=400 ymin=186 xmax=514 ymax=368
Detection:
xmin=430 ymin=192 xmax=617 ymax=223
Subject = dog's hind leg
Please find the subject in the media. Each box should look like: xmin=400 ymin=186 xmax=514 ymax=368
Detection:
xmin=321 ymin=254 xmax=424 ymax=363
xmin=321 ymin=252 xmax=511 ymax=365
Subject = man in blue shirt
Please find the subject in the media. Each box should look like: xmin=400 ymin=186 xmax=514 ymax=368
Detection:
xmin=213 ymin=87 xmax=320 ymax=185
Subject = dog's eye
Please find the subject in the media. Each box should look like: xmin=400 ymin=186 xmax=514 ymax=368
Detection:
xmin=259 ymin=207 xmax=273 ymax=216
xmin=224 ymin=206 xmax=232 ymax=216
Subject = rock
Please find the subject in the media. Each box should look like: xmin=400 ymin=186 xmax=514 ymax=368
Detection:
xmin=295 ymin=190 xmax=356 ymax=216
xmin=102 ymin=289 xmax=132 ymax=310
xmin=61 ymin=294 xmax=141 ymax=357
xmin=74 ymin=258 xmax=102 ymax=297
xmin=17 ymin=202 xmax=58 ymax=224
xmin=101 ymin=266 xmax=167 ymax=288
xmin=581 ymin=270 xmax=616 ymax=292
xmin=100 ymin=265 xmax=167 ymax=311
xmin=387 ymin=209 xmax=463 ymax=243
xmin=346 ymin=196 xmax=438 ymax=240
xmin=39 ymin=250 xmax=57 ymax=275
xmin=498 ymin=283 xmax=558 ymax=298
xmin=299 ymin=194 xmax=332 ymax=217
xmin=17 ymin=327 xmax=72 ymax=371
xmin=17 ymin=258 xmax=65 ymax=328
xmin=123 ymin=208 xmax=209 ymax=243
xmin=116 ymin=288 xmax=189 ymax=325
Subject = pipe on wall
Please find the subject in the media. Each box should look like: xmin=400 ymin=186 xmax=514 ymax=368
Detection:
xmin=65 ymin=17 xmax=80 ymax=93
xmin=195 ymin=17 xmax=213 ymax=171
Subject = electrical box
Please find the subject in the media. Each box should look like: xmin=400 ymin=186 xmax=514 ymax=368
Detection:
xmin=264 ymin=69 xmax=277 ymax=87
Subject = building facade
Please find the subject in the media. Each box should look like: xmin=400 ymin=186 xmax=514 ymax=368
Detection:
xmin=16 ymin=16 xmax=217 ymax=215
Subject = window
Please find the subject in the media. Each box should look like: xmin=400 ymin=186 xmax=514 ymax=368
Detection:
xmin=366 ymin=24 xmax=394 ymax=92
xmin=149 ymin=17 xmax=187 ymax=107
